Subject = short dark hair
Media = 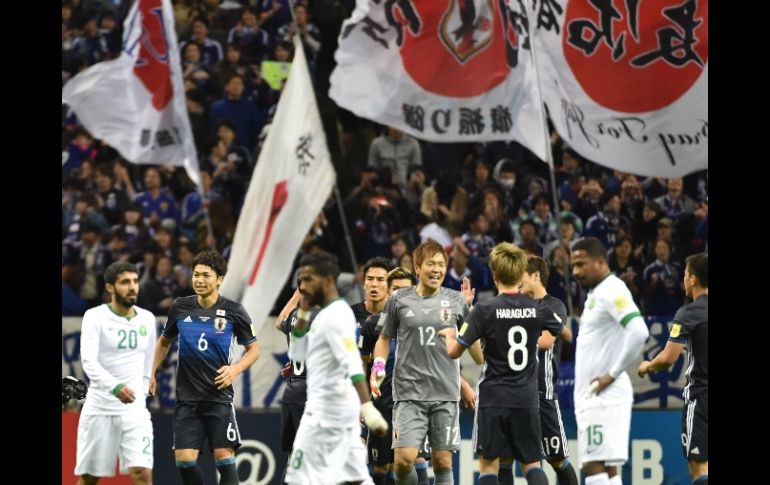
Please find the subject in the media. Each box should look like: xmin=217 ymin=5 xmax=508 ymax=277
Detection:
xmin=363 ymin=257 xmax=393 ymax=278
xmin=192 ymin=249 xmax=228 ymax=277
xmin=526 ymin=256 xmax=550 ymax=287
xmin=104 ymin=261 xmax=138 ymax=285
xmin=387 ymin=267 xmax=416 ymax=288
xmin=572 ymin=237 xmax=607 ymax=261
xmin=464 ymin=207 xmax=485 ymax=228
xmin=299 ymin=251 xmax=340 ymax=280
xmin=685 ymin=252 xmax=708 ymax=288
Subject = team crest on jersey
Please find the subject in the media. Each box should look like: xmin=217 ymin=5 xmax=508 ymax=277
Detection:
xmin=200 ymin=316 xmax=210 ymax=322
xmin=214 ymin=317 xmax=227 ymax=332
xmin=614 ymin=296 xmax=628 ymax=311
xmin=440 ymin=308 xmax=452 ymax=323
xmin=139 ymin=325 xmax=147 ymax=336
xmin=588 ymin=298 xmax=596 ymax=310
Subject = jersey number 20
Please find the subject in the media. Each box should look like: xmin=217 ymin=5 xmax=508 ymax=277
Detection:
xmin=507 ymin=326 xmax=528 ymax=371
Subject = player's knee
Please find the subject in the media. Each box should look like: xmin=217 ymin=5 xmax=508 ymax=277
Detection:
xmin=128 ymin=467 xmax=152 ymax=484
xmin=213 ymin=447 xmax=235 ymax=461
xmin=688 ymin=459 xmax=708 ymax=478
xmin=78 ymin=475 xmax=100 ymax=485
xmin=582 ymin=461 xmax=605 ymax=476
xmin=432 ymin=450 xmax=453 ymax=470
xmin=393 ymin=451 xmax=417 ymax=473
xmin=547 ymin=457 xmax=565 ymax=468
xmin=174 ymin=448 xmax=199 ymax=462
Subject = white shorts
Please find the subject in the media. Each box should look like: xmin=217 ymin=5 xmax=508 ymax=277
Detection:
xmin=75 ymin=409 xmax=154 ymax=477
xmin=576 ymin=403 xmax=631 ymax=466
xmin=285 ymin=412 xmax=373 ymax=485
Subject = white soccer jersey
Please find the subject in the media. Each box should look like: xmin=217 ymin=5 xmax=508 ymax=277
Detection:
xmin=574 ymin=274 xmax=642 ymax=410
xmin=289 ymin=299 xmax=364 ymax=427
xmin=80 ymin=304 xmax=157 ymax=415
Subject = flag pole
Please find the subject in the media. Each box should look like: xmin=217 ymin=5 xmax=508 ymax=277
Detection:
xmin=287 ymin=0 xmax=360 ymax=287
xmin=521 ymin=1 xmax=574 ymax=316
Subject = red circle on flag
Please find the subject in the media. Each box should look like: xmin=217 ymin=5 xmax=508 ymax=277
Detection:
xmin=399 ymin=1 xmax=509 ymax=98
xmin=563 ymin=0 xmax=708 ymax=113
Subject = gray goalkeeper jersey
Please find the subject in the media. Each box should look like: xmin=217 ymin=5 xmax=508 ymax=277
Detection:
xmin=379 ymin=286 xmax=469 ymax=402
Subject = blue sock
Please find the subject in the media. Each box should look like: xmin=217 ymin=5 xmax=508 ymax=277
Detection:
xmin=176 ymin=460 xmax=204 ymax=485
xmin=525 ymin=467 xmax=548 ymax=485
xmin=372 ymin=471 xmax=386 ymax=485
xmin=498 ymin=463 xmax=513 ymax=485
xmin=479 ymin=472 xmax=498 ymax=485
xmin=693 ymin=476 xmax=708 ymax=484
xmin=414 ymin=462 xmax=428 ymax=485
xmin=215 ymin=457 xmax=238 ymax=485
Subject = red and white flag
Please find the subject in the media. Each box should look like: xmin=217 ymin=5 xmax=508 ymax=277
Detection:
xmin=329 ymin=0 xmax=548 ymax=159
xmin=219 ymin=36 xmax=336 ymax=330
xmin=531 ymin=0 xmax=708 ymax=177
xmin=61 ymin=0 xmax=200 ymax=186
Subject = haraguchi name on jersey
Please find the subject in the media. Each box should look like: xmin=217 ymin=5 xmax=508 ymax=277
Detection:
xmin=495 ymin=308 xmax=536 ymax=319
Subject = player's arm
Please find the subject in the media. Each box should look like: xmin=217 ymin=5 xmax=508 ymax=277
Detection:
xmin=467 ymin=340 xmax=484 ymax=365
xmin=80 ymin=311 xmax=126 ymax=400
xmin=443 ymin=305 xmax=482 ymax=360
xmin=638 ymin=316 xmax=689 ymax=377
xmin=538 ymin=302 xmax=566 ymax=350
xmin=150 ymin=302 xmax=180 ymax=397
xmin=275 ymin=288 xmax=301 ymax=331
xmin=149 ymin=335 xmax=174 ymax=397
xmin=371 ymin=297 xmax=399 ymax=397
xmin=594 ymin=293 xmax=649 ymax=394
xmin=216 ymin=305 xmax=261 ymax=389
xmin=288 ymin=308 xmax=313 ymax=361
xmin=460 ymin=375 xmax=476 ymax=409
xmin=638 ymin=341 xmax=685 ymax=377
xmin=216 ymin=341 xmax=260 ymax=390
xmin=537 ymin=330 xmax=556 ymax=350
xmin=142 ymin=315 xmax=158 ymax=395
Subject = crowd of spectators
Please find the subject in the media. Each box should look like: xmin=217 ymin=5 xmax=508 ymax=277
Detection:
xmin=62 ymin=0 xmax=708 ymax=322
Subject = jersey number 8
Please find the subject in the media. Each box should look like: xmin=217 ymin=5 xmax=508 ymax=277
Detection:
xmin=507 ymin=326 xmax=528 ymax=371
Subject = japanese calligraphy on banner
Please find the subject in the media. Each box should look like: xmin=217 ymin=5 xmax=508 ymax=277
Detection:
xmin=531 ymin=0 xmax=708 ymax=177
xmin=329 ymin=0 xmax=548 ymax=159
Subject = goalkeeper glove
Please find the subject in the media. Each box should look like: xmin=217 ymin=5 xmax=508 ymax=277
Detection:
xmin=369 ymin=357 xmax=386 ymax=398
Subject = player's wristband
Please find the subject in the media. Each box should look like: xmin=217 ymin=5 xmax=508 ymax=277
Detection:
xmin=111 ymin=383 xmax=126 ymax=397
xmin=291 ymin=328 xmax=307 ymax=338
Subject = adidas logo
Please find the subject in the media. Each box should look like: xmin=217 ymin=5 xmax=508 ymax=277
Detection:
xmin=690 ymin=446 xmax=700 ymax=455
xmin=405 ymin=310 xmax=415 ymax=317
xmin=184 ymin=316 xmax=193 ymax=322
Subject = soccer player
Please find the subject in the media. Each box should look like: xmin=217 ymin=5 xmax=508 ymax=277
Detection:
xmin=440 ymin=243 xmax=561 ymax=485
xmin=149 ymin=249 xmax=260 ymax=485
xmin=352 ymin=257 xmax=393 ymax=346
xmin=75 ymin=261 xmax=156 ymax=485
xmin=370 ymin=239 xmax=481 ymax=485
xmin=285 ymin=251 xmax=388 ymax=484
xmin=360 ymin=267 xmax=416 ymax=485
xmin=274 ymin=289 xmax=319 ymax=481
xmin=499 ymin=255 xmax=578 ymax=485
xmin=638 ymin=252 xmax=708 ymax=485
xmin=571 ymin=237 xmax=649 ymax=485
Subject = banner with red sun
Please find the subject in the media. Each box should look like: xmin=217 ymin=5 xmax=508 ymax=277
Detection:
xmin=329 ymin=0 xmax=548 ymax=160
xmin=532 ymin=0 xmax=708 ymax=177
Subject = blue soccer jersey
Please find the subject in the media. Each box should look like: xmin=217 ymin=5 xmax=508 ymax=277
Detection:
xmin=163 ymin=295 xmax=256 ymax=402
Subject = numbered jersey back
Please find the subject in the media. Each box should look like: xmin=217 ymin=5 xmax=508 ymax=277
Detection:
xmin=459 ymin=292 xmax=561 ymax=408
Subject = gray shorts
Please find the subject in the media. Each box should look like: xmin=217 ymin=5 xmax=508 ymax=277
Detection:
xmin=392 ymin=400 xmax=460 ymax=451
